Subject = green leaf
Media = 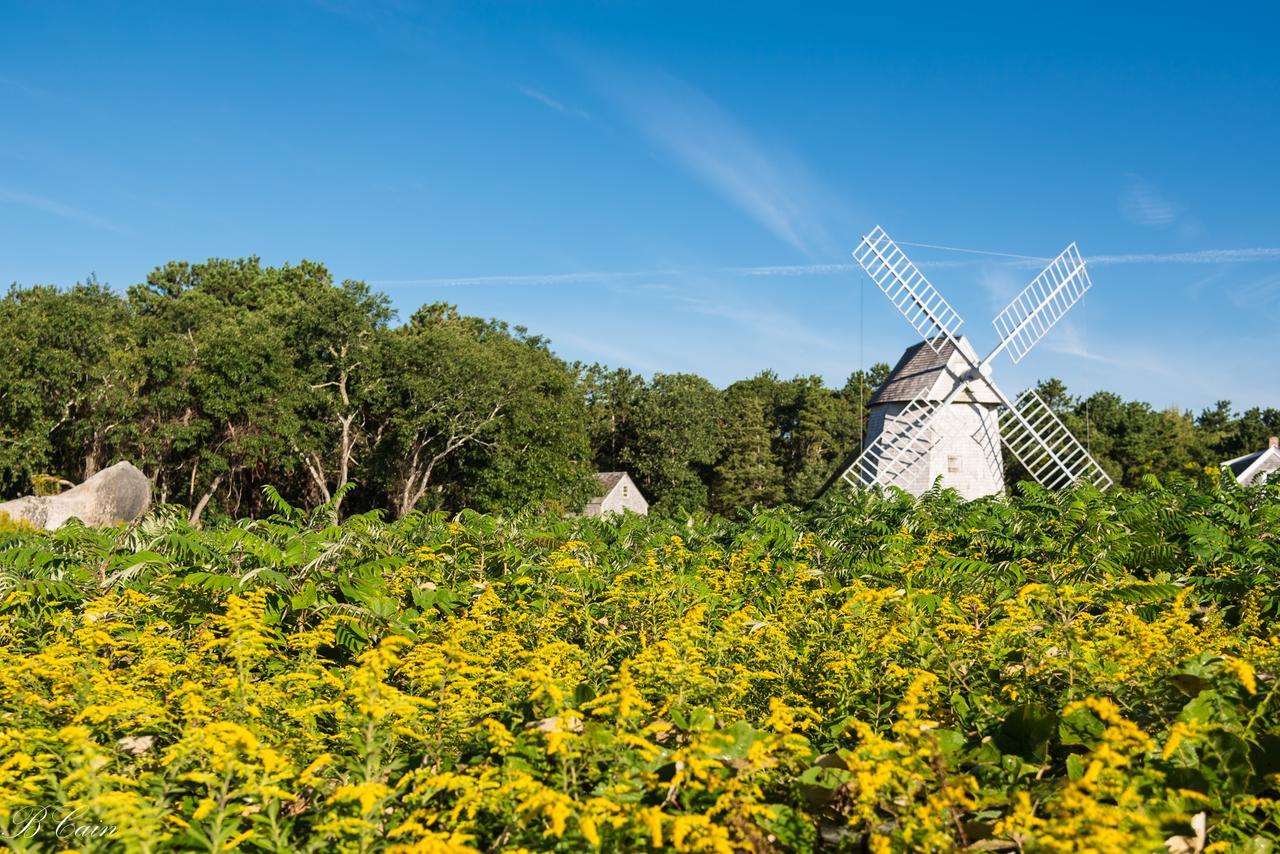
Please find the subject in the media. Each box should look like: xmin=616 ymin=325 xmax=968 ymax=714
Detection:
xmin=1065 ymin=753 xmax=1086 ymax=781
xmin=290 ymin=582 xmax=318 ymax=610
xmin=1060 ymin=706 xmax=1105 ymax=748
xmin=995 ymin=703 xmax=1058 ymax=762
xmin=931 ymin=728 xmax=968 ymax=756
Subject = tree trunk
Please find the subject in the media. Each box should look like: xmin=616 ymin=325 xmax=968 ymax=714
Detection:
xmin=303 ymin=361 xmax=361 ymax=517
xmin=189 ymin=473 xmax=224 ymax=528
xmin=333 ymin=411 xmax=356 ymax=515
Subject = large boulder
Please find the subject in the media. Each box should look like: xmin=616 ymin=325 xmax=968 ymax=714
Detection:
xmin=0 ymin=461 xmax=152 ymax=530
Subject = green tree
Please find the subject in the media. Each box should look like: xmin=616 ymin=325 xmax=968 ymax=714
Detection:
xmin=128 ymin=260 xmax=306 ymax=522
xmin=447 ymin=335 xmax=595 ymax=515
xmin=1035 ymin=378 xmax=1074 ymax=414
xmin=1234 ymin=407 xmax=1280 ymax=457
xmin=785 ymin=377 xmax=848 ymax=502
xmin=622 ymin=373 xmax=725 ymax=513
xmin=1198 ymin=400 xmax=1235 ymax=435
xmin=710 ymin=392 xmax=785 ymax=512
xmin=0 ymin=281 xmax=141 ymax=495
xmin=807 ymin=363 xmax=892 ymax=499
xmin=372 ymin=305 xmax=593 ymax=518
xmin=579 ymin=364 xmax=646 ymax=472
xmin=280 ymin=276 xmax=394 ymax=514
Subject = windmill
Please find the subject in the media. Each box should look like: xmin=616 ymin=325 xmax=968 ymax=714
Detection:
xmin=829 ymin=225 xmax=1113 ymax=498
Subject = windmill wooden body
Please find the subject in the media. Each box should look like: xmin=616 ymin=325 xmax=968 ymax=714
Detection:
xmin=866 ymin=336 xmax=1003 ymax=499
xmin=832 ymin=226 xmax=1113 ymax=497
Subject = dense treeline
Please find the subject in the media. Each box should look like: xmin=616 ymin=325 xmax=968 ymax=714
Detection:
xmin=1 ymin=260 xmax=596 ymax=522
xmin=2 ymin=258 xmax=1276 ymax=521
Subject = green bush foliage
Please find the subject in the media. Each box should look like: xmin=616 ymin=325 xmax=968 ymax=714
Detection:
xmin=0 ymin=477 xmax=1278 ymax=850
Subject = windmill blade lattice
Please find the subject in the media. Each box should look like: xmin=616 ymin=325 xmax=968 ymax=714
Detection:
xmin=853 ymin=226 xmax=965 ymax=354
xmin=999 ymin=389 xmax=1113 ymax=490
xmin=991 ymin=244 xmax=1092 ymax=364
xmin=842 ymin=392 xmax=944 ymax=488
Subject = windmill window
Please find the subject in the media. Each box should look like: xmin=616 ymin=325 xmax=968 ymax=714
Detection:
xmin=622 ymin=485 xmax=629 ymax=498
xmin=947 ymin=455 xmax=962 ymax=474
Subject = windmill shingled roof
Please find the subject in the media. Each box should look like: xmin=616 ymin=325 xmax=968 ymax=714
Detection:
xmin=870 ymin=336 xmax=1001 ymax=405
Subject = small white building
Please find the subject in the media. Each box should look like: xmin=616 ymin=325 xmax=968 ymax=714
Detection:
xmin=1222 ymin=437 xmax=1280 ymax=486
xmin=860 ymin=336 xmax=1004 ymax=500
xmin=581 ymin=471 xmax=648 ymax=517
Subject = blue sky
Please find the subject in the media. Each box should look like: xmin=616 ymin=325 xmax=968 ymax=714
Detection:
xmin=2 ymin=1 xmax=1278 ymax=411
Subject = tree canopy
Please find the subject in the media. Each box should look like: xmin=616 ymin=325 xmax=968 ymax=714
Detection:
xmin=1 ymin=259 xmax=1275 ymax=521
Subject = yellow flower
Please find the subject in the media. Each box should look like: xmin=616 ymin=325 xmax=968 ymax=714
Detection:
xmin=579 ymin=815 xmax=601 ymax=848
xmin=481 ymin=719 xmax=515 ymax=754
xmin=330 ymin=781 xmax=393 ymax=816
xmin=1163 ymin=721 xmax=1200 ymax=760
xmin=192 ymin=797 xmax=217 ymax=821
xmin=1223 ymin=657 xmax=1258 ymax=695
xmin=642 ymin=807 xmax=664 ymax=848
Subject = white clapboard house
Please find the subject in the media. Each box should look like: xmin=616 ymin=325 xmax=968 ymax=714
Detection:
xmin=1222 ymin=437 xmax=1280 ymax=486
xmin=581 ymin=471 xmax=648 ymax=517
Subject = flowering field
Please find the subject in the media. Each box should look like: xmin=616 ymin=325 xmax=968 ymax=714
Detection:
xmin=1 ymin=480 xmax=1279 ymax=852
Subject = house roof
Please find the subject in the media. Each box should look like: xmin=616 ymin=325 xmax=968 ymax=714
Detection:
xmin=870 ymin=336 xmax=1001 ymax=405
xmin=593 ymin=471 xmax=627 ymax=493
xmin=1221 ymin=445 xmax=1280 ymax=484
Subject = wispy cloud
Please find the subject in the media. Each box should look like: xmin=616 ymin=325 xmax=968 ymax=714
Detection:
xmin=371 ymin=270 xmax=648 ymax=287
xmin=378 ymin=265 xmax=839 ymax=352
xmin=719 ymin=247 xmax=1280 ymax=274
xmin=0 ymin=74 xmax=47 ymax=100
xmin=517 ymin=85 xmax=589 ymax=120
xmin=308 ymin=0 xmax=434 ymax=49
xmin=0 ymin=188 xmax=127 ymax=234
xmin=371 ymin=244 xmax=1280 ymax=288
xmin=551 ymin=330 xmax=660 ymax=371
xmin=1228 ymin=271 xmax=1280 ymax=312
xmin=1036 ymin=321 xmax=1184 ymax=384
xmin=1042 ymin=320 xmax=1109 ymax=363
xmin=1184 ymin=269 xmax=1228 ymax=299
xmin=897 ymin=240 xmax=1049 ymax=262
xmin=650 ymin=284 xmax=843 ymax=352
xmin=941 ymin=246 xmax=1280 ymax=270
xmin=1087 ymin=247 xmax=1280 ymax=265
xmin=976 ymin=265 xmax=1023 ymax=308
xmin=1119 ymin=173 xmax=1181 ymax=227
xmin=732 ymin=263 xmax=853 ymax=276
xmin=585 ymin=62 xmax=838 ymax=256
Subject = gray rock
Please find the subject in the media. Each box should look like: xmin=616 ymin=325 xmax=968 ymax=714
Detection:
xmin=0 ymin=461 xmax=151 ymax=530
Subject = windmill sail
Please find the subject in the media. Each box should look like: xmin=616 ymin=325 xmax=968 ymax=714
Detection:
xmin=999 ymin=389 xmax=1113 ymax=490
xmin=991 ymin=244 xmax=1091 ymax=364
xmin=840 ymin=393 xmax=944 ymax=488
xmin=853 ymin=226 xmax=964 ymax=354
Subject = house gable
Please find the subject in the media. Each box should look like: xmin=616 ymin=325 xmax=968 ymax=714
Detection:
xmin=1238 ymin=448 xmax=1280 ymax=486
xmin=1222 ymin=439 xmax=1280 ymax=486
xmin=581 ymin=471 xmax=649 ymax=517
